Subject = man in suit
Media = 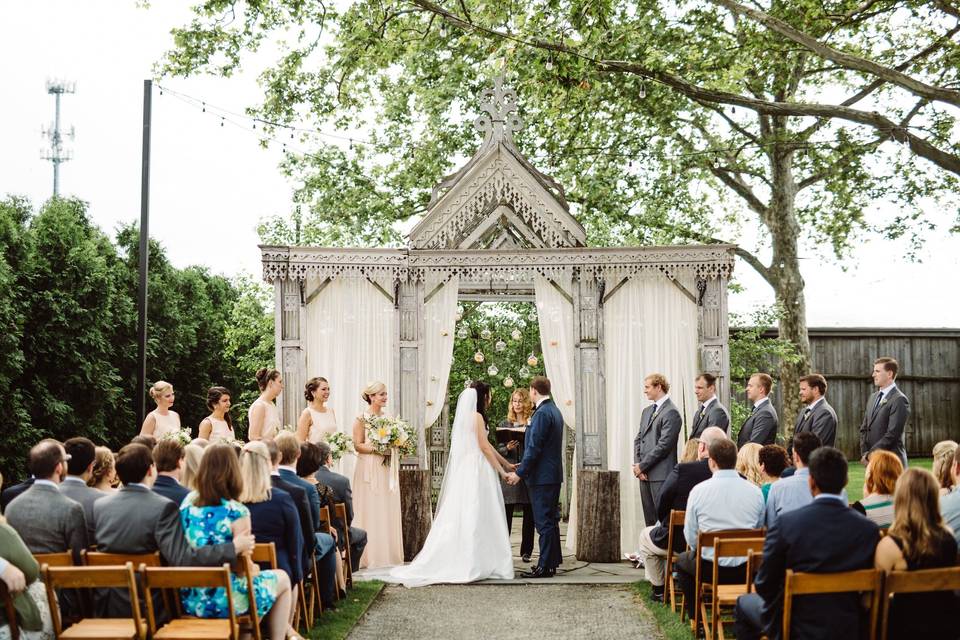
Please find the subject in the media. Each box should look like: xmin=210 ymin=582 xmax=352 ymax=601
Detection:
xmin=275 ymin=433 xmax=321 ymax=531
xmin=5 ymin=439 xmax=87 ymax=559
xmin=506 ymin=376 xmax=564 ymax=578
xmin=0 ymin=477 xmax=33 ymax=513
xmin=735 ymin=447 xmax=880 ymax=640
xmin=60 ymin=437 xmax=106 ymax=545
xmin=637 ymin=426 xmax=726 ymax=603
xmin=94 ymin=443 xmax=253 ymax=618
xmin=633 ymin=374 xmax=683 ymax=527
xmin=737 ymin=373 xmax=779 ymax=447
xmin=151 ymin=439 xmax=190 ymax=506
xmin=794 ymin=374 xmax=838 ymax=448
xmin=690 ymin=373 xmax=730 ymax=438
xmin=860 ymin=356 xmax=910 ymax=467
xmin=316 ymin=441 xmax=367 ymax=573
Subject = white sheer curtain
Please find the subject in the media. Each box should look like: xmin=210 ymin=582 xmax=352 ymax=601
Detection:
xmin=305 ymin=276 xmax=397 ymax=482
xmin=604 ymin=274 xmax=700 ymax=552
xmin=421 ymin=275 xmax=460 ymax=462
xmin=534 ymin=276 xmax=578 ymax=549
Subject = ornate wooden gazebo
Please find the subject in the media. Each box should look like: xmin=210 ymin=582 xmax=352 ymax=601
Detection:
xmin=262 ymin=77 xmax=734 ymax=559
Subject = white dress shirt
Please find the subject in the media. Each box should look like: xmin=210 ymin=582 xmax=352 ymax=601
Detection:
xmin=684 ymin=469 xmax=764 ymax=565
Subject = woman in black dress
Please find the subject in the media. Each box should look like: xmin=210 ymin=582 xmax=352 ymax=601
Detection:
xmin=497 ymin=388 xmax=536 ymax=562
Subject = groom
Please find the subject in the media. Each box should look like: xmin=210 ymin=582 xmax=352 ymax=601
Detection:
xmin=506 ymin=376 xmax=564 ymax=578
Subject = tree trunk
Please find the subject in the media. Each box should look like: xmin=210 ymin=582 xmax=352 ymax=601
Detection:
xmin=399 ymin=469 xmax=432 ymax=561
xmin=575 ymin=469 xmax=621 ymax=562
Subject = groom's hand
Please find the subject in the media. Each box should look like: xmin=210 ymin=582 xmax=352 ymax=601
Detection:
xmin=505 ymin=472 xmax=521 ymax=485
xmin=632 ymin=464 xmax=642 ymax=478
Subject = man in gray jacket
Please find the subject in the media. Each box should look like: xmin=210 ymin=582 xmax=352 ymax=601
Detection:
xmin=794 ymin=374 xmax=838 ymax=448
xmin=690 ymin=373 xmax=730 ymax=438
xmin=633 ymin=374 xmax=683 ymax=527
xmin=60 ymin=437 xmax=105 ymax=545
xmin=737 ymin=373 xmax=779 ymax=447
xmin=860 ymin=357 xmax=910 ymax=467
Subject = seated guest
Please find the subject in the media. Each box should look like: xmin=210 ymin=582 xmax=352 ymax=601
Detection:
xmin=758 ymin=444 xmax=789 ymax=501
xmin=87 ymin=447 xmax=118 ymax=494
xmin=0 ymin=506 xmax=54 ymax=640
xmin=265 ymin=439 xmax=338 ymax=611
xmin=875 ymin=468 xmax=959 ymax=639
xmin=179 ymin=444 xmax=298 ymax=639
xmin=0 ymin=478 xmax=33 ymax=515
xmin=680 ymin=438 xmax=700 ymax=464
xmin=852 ymin=449 xmax=903 ymax=529
xmin=736 ymin=443 xmax=763 ymax=487
xmin=152 ymin=440 xmax=190 ymax=506
xmin=765 ymin=432 xmax=822 ymax=529
xmin=735 ymin=447 xmax=880 ymax=640
xmin=315 ymin=442 xmax=367 ymax=573
xmin=676 ymin=438 xmax=764 ymax=619
xmin=297 ymin=442 xmax=347 ymax=593
xmin=60 ymin=437 xmax=105 ymax=544
xmin=932 ymin=440 xmax=957 ymax=497
xmin=181 ymin=443 xmax=204 ymax=491
xmin=941 ymin=445 xmax=960 ymax=544
xmin=93 ymin=443 xmax=253 ymax=618
xmin=6 ymin=440 xmax=87 ymax=559
xmin=129 ymin=434 xmax=157 ymax=451
xmin=275 ymin=433 xmax=320 ymax=531
xmin=636 ymin=427 xmax=725 ymax=603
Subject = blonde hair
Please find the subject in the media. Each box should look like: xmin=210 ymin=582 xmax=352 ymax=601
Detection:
xmin=361 ymin=381 xmax=387 ymax=404
xmin=275 ymin=431 xmax=301 ymax=465
xmin=681 ymin=438 xmax=701 ymax=463
xmin=736 ymin=443 xmax=763 ymax=486
xmin=87 ymin=446 xmax=116 ymax=487
xmin=181 ymin=443 xmax=205 ymax=491
xmin=507 ymin=389 xmax=533 ymax=424
xmin=149 ymin=380 xmax=173 ymax=401
xmin=239 ymin=442 xmax=272 ymax=503
xmin=645 ymin=373 xmax=670 ymax=393
xmin=932 ymin=440 xmax=958 ymax=492
xmin=889 ymin=468 xmax=950 ymax=564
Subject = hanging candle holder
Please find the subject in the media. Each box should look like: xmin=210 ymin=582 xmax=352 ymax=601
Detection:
xmin=495 ymin=339 xmax=507 ymax=352
xmin=510 ymin=328 xmax=522 ymax=341
xmin=474 ymin=351 xmax=485 ymax=363
xmin=457 ymin=327 xmax=469 ymax=340
xmin=503 ymin=377 xmax=514 ymax=388
xmin=527 ymin=353 xmax=539 ymax=367
xmin=519 ymin=366 xmax=531 ymax=379
xmin=487 ymin=364 xmax=499 ymax=377
xmin=480 ymin=328 xmax=492 ymax=340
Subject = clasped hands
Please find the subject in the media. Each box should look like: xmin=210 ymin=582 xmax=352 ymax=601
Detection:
xmin=632 ymin=464 xmax=648 ymax=481
xmin=503 ymin=463 xmax=521 ymax=485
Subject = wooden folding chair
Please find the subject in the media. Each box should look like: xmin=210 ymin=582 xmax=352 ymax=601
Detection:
xmin=745 ymin=550 xmax=763 ymax=593
xmin=783 ymin=568 xmax=882 ymax=640
xmin=42 ymin=563 xmax=146 ymax=640
xmin=879 ymin=566 xmax=960 ymax=640
xmin=33 ymin=552 xmax=73 ymax=567
xmin=233 ymin=555 xmax=263 ymax=640
xmin=140 ymin=564 xmax=238 ymax=640
xmin=0 ymin=578 xmax=19 ymax=640
xmin=335 ymin=502 xmax=353 ymax=588
xmin=82 ymin=551 xmax=162 ymax=568
xmin=662 ymin=509 xmax=686 ymax=617
xmin=691 ymin=528 xmax=764 ymax=638
xmin=317 ymin=506 xmax=340 ymax=602
xmin=702 ymin=537 xmax=766 ymax=640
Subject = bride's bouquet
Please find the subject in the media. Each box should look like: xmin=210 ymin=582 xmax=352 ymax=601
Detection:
xmin=323 ymin=431 xmax=355 ymax=462
xmin=364 ymin=415 xmax=417 ymax=465
xmin=159 ymin=428 xmax=193 ymax=446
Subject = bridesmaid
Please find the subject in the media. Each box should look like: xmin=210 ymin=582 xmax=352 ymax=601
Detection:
xmin=351 ymin=381 xmax=403 ymax=569
xmin=139 ymin=380 xmax=181 ymax=438
xmin=296 ymin=377 xmax=338 ymax=444
xmin=198 ymin=387 xmax=235 ymax=442
xmin=248 ymin=368 xmax=283 ymax=441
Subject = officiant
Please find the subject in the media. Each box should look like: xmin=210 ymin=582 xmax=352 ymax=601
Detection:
xmin=497 ymin=389 xmax=536 ymax=563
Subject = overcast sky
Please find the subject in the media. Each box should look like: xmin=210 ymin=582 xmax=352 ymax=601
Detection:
xmin=2 ymin=1 xmax=958 ymax=328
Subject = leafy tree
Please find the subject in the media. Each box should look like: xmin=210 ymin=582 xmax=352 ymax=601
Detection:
xmin=161 ymin=0 xmax=960 ymax=427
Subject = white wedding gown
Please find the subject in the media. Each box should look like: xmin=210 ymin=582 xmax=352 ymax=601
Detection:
xmin=376 ymin=387 xmax=514 ymax=587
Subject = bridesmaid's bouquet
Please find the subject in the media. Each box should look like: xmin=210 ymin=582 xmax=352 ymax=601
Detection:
xmin=159 ymin=428 xmax=193 ymax=446
xmin=364 ymin=415 xmax=417 ymax=465
xmin=323 ymin=432 xmax=355 ymax=462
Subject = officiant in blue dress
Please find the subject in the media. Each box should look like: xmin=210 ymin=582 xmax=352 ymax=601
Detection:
xmin=497 ymin=389 xmax=536 ymax=563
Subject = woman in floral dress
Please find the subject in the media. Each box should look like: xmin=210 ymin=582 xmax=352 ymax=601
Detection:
xmin=179 ymin=444 xmax=301 ymax=640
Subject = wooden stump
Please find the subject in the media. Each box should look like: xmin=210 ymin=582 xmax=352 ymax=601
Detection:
xmin=575 ymin=469 xmax=621 ymax=562
xmin=399 ymin=469 xmax=432 ymax=561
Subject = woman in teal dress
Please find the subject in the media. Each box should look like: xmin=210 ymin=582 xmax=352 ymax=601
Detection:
xmin=180 ymin=444 xmax=301 ymax=640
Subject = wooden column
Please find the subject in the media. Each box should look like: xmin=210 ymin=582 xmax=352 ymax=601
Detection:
xmin=574 ymin=272 xmax=606 ymax=468
xmin=396 ymin=279 xmax=424 ymax=465
xmin=275 ymin=277 xmax=307 ymax=427
xmin=698 ymin=275 xmax=731 ymax=408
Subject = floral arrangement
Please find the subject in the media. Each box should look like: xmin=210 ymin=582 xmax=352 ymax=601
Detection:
xmin=323 ymin=431 xmax=355 ymax=462
xmin=159 ymin=428 xmax=193 ymax=446
xmin=212 ymin=435 xmax=245 ymax=449
xmin=364 ymin=415 xmax=417 ymax=465
xmin=280 ymin=424 xmax=297 ymax=433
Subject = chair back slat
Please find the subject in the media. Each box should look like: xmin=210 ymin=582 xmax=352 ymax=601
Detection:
xmin=32 ymin=552 xmax=73 ymax=567
xmin=693 ymin=528 xmax=765 ymax=637
xmin=140 ymin=566 xmax=231 ymax=589
xmin=669 ymin=510 xmax=686 ymax=526
xmin=880 ymin=567 xmax=960 ymax=640
xmin=714 ymin=537 xmax=765 ymax=560
xmin=783 ymin=568 xmax=882 ymax=640
xmin=83 ymin=550 xmax=162 ymax=567
xmin=250 ymin=543 xmax=278 ymax=568
xmin=42 ymin=562 xmax=144 ymax=640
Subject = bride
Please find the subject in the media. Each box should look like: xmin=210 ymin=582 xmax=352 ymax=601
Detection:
xmin=380 ymin=381 xmax=515 ymax=586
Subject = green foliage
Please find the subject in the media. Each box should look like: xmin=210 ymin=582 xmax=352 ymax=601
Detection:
xmin=630 ymin=582 xmax=695 ymax=640
xmin=306 ymin=580 xmax=384 ymax=640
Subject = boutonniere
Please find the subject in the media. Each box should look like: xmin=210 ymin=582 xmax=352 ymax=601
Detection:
xmin=699 ymin=407 xmax=706 ymax=417
xmin=880 ymin=398 xmax=888 ymax=406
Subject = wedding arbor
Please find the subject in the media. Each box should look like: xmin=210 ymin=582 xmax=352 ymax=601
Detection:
xmin=261 ymin=77 xmax=735 ymax=559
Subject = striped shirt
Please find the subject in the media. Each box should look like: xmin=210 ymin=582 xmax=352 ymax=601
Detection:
xmin=858 ymin=493 xmax=895 ymax=528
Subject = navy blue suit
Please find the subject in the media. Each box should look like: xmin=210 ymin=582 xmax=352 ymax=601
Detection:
xmin=735 ymin=496 xmax=880 ymax=640
xmin=245 ymin=487 xmax=305 ymax=583
xmin=152 ymin=475 xmax=189 ymax=507
xmin=516 ymin=397 xmax=564 ymax=572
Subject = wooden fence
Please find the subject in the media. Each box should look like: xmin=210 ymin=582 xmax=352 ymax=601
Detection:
xmin=751 ymin=328 xmax=960 ymax=459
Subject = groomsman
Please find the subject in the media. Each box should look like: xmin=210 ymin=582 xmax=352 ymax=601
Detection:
xmin=633 ymin=374 xmax=682 ymax=527
xmin=794 ymin=374 xmax=838 ymax=448
xmin=737 ymin=373 xmax=779 ymax=447
xmin=860 ymin=357 xmax=910 ymax=466
xmin=690 ymin=373 xmax=730 ymax=438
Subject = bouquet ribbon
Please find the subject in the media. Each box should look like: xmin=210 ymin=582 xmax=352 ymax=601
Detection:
xmin=389 ymin=448 xmax=399 ymax=492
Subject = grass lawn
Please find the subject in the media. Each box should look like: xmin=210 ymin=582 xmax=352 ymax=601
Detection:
xmin=845 ymin=457 xmax=932 ymax=502
xmin=632 ymin=582 xmax=694 ymax=640
xmin=307 ymin=580 xmax=384 ymax=640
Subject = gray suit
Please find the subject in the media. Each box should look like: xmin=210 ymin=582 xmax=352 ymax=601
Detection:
xmin=315 ymin=465 xmax=367 ymax=572
xmin=737 ymin=400 xmax=779 ymax=447
xmin=634 ymin=398 xmax=682 ymax=527
xmin=689 ymin=399 xmax=730 ymax=438
xmin=93 ymin=484 xmax=237 ymax=618
xmin=59 ymin=477 xmax=106 ymax=545
xmin=860 ymin=386 xmax=910 ymax=466
xmin=4 ymin=482 xmax=88 ymax=558
xmin=794 ymin=398 xmax=838 ymax=448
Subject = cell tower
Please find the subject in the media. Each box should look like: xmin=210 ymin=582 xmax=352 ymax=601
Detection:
xmin=41 ymin=79 xmax=76 ymax=197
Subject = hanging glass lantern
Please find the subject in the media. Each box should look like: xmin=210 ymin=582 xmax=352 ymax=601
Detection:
xmin=519 ymin=366 xmax=531 ymax=379
xmin=480 ymin=328 xmax=492 ymax=340
xmin=503 ymin=376 xmax=514 ymax=388
xmin=464 ymin=379 xmax=473 ymax=389
xmin=527 ymin=353 xmax=539 ymax=367
xmin=495 ymin=339 xmax=507 ymax=352
xmin=474 ymin=351 xmax=485 ymax=363
xmin=527 ymin=311 xmax=538 ymax=322
xmin=457 ymin=327 xmax=468 ymax=340
xmin=487 ymin=364 xmax=499 ymax=377
xmin=510 ymin=328 xmax=522 ymax=341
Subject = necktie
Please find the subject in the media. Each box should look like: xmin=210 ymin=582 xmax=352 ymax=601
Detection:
xmin=647 ymin=405 xmax=658 ymax=427
xmin=874 ymin=393 xmax=883 ymax=412
xmin=751 ymin=404 xmax=758 ymax=414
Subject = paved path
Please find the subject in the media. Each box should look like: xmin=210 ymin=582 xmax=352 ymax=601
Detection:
xmin=347 ymin=584 xmax=663 ymax=640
